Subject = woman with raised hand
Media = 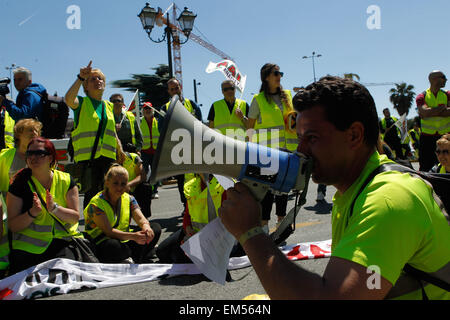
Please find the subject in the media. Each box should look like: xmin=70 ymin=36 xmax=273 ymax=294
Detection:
xmin=64 ymin=61 xmax=117 ymax=207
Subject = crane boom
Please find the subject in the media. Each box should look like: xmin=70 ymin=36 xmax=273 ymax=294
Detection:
xmin=156 ymin=4 xmax=234 ymax=88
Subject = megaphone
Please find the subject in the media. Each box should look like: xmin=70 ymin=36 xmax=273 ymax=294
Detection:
xmin=150 ymin=95 xmax=312 ymax=201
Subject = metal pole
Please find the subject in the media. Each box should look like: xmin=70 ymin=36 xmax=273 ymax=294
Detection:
xmin=312 ymin=54 xmax=316 ymax=82
xmin=166 ymin=13 xmax=173 ymax=78
xmin=193 ymin=79 xmax=198 ymax=103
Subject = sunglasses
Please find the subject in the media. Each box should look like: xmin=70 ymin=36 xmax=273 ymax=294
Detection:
xmin=111 ymin=99 xmax=123 ymax=103
xmin=272 ymin=71 xmax=284 ymax=77
xmin=435 ymin=149 xmax=449 ymax=155
xmin=26 ymin=149 xmax=51 ymax=158
xmin=223 ymin=87 xmax=235 ymax=92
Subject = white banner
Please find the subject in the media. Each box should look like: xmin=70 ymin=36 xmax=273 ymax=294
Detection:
xmin=0 ymin=239 xmax=331 ymax=300
xmin=205 ymin=60 xmax=247 ymax=93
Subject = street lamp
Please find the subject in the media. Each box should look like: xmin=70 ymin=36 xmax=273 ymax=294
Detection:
xmin=138 ymin=3 xmax=197 ymax=78
xmin=5 ymin=63 xmax=16 ymax=100
xmin=302 ymin=52 xmax=322 ymax=82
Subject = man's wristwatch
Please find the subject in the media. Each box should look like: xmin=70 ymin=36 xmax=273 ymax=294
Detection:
xmin=51 ymin=203 xmax=60 ymax=214
xmin=77 ymin=74 xmax=86 ymax=81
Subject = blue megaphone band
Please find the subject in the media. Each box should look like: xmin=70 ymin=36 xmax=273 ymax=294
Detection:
xmin=238 ymin=142 xmax=300 ymax=193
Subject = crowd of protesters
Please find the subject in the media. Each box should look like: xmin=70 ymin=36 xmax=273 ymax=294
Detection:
xmin=0 ymin=63 xmax=448 ymax=300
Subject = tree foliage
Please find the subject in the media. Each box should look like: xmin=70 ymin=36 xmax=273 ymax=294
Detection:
xmin=110 ymin=64 xmax=170 ymax=110
xmin=389 ymin=83 xmax=416 ymax=116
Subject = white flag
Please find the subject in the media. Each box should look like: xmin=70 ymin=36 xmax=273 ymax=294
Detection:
xmin=205 ymin=60 xmax=247 ymax=93
xmin=394 ymin=113 xmax=408 ymax=143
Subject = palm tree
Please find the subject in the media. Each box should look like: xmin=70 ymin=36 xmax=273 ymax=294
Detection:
xmin=344 ymin=73 xmax=360 ymax=81
xmin=111 ymin=64 xmax=170 ymax=110
xmin=389 ymin=83 xmax=416 ymax=116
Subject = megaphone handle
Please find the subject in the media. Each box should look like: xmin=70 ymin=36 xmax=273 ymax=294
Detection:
xmin=240 ymin=179 xmax=270 ymax=202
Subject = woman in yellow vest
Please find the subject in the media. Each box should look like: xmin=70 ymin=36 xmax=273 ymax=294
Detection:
xmin=7 ymin=137 xmax=82 ymax=275
xmin=84 ymin=164 xmax=161 ymax=263
xmin=0 ymin=119 xmax=42 ymax=277
xmin=247 ymin=63 xmax=296 ymax=228
xmin=431 ymin=134 xmax=450 ymax=173
xmin=64 ymin=61 xmax=117 ymax=207
xmin=0 ymin=119 xmax=42 ymax=196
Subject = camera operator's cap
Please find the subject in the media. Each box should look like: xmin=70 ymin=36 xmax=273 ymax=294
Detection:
xmin=143 ymin=102 xmax=152 ymax=109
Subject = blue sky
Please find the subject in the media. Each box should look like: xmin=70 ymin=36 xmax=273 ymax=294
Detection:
xmin=1 ymin=0 xmax=449 ymax=121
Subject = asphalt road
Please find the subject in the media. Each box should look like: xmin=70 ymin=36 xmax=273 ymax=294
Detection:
xmin=42 ymin=179 xmax=334 ymax=301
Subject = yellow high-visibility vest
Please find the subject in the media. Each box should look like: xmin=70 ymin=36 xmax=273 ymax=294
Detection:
xmin=71 ymin=97 xmax=117 ymax=162
xmin=213 ymin=98 xmax=247 ymax=140
xmin=184 ymin=176 xmax=224 ymax=233
xmin=12 ymin=170 xmax=79 ymax=254
xmin=84 ymin=192 xmax=131 ymax=245
xmin=422 ymin=89 xmax=450 ymax=135
xmin=140 ymin=117 xmax=159 ymax=150
xmin=252 ymin=90 xmax=298 ymax=151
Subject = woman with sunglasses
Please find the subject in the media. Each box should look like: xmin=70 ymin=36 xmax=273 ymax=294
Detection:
xmin=247 ymin=63 xmax=297 ymax=230
xmin=84 ymin=164 xmax=161 ymax=264
xmin=431 ymin=134 xmax=450 ymax=173
xmin=65 ymin=60 xmax=117 ymax=207
xmin=6 ymin=137 xmax=82 ymax=274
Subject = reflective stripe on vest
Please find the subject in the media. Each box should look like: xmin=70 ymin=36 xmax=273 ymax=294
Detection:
xmin=184 ymin=176 xmax=224 ymax=232
xmin=12 ymin=170 xmax=75 ymax=253
xmin=422 ymin=89 xmax=450 ymax=134
xmin=125 ymin=112 xmax=136 ymax=145
xmin=0 ymin=147 xmax=15 ymax=193
xmin=252 ymin=90 xmax=297 ymax=150
xmin=71 ymin=98 xmax=117 ymax=162
xmin=213 ymin=99 xmax=247 ymax=139
xmin=84 ymin=192 xmax=131 ymax=245
xmin=140 ymin=117 xmax=159 ymax=150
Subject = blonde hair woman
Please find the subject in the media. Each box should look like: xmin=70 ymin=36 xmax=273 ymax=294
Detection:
xmin=64 ymin=61 xmax=117 ymax=207
xmin=84 ymin=164 xmax=161 ymax=263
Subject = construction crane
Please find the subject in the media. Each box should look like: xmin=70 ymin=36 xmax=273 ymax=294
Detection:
xmin=156 ymin=3 xmax=233 ymax=88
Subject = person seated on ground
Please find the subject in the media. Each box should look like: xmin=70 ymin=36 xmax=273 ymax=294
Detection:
xmin=430 ymin=134 xmax=450 ymax=173
xmin=7 ymin=137 xmax=82 ymax=275
xmin=156 ymin=173 xmax=237 ymax=263
xmin=115 ymin=139 xmax=152 ymax=218
xmin=84 ymin=164 xmax=161 ymax=264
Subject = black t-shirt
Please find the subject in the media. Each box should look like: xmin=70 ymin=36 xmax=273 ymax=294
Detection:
xmin=207 ymin=100 xmax=249 ymax=121
xmin=9 ymin=170 xmax=77 ymax=213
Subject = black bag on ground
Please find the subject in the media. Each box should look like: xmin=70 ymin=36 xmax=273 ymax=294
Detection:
xmin=29 ymin=89 xmax=69 ymax=139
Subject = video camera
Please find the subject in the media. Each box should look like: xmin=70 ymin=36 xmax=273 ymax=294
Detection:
xmin=0 ymin=78 xmax=11 ymax=96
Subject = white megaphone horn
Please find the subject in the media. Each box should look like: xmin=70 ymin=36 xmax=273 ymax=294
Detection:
xmin=150 ymin=95 xmax=312 ymax=201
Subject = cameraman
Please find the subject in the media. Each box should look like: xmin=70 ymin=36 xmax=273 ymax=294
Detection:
xmin=0 ymin=67 xmax=46 ymax=122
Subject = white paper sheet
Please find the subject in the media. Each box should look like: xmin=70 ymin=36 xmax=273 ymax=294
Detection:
xmin=180 ymin=218 xmax=236 ymax=285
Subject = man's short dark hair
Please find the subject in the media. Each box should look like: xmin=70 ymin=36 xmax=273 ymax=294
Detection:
xmin=293 ymin=76 xmax=379 ymax=147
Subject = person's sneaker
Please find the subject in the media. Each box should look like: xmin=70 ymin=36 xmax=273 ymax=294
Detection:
xmin=316 ymin=191 xmax=325 ymax=202
xmin=152 ymin=193 xmax=159 ymax=199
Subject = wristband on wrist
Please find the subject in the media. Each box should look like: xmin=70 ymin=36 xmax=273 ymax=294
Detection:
xmin=51 ymin=203 xmax=60 ymax=214
xmin=239 ymin=226 xmax=264 ymax=246
xmin=77 ymin=74 xmax=86 ymax=81
xmin=27 ymin=210 xmax=37 ymax=219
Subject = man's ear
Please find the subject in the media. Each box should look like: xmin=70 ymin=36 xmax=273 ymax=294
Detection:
xmin=347 ymin=121 xmax=365 ymax=149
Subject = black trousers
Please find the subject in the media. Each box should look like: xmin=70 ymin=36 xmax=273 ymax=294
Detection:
xmin=95 ymin=223 xmax=161 ymax=263
xmin=419 ymin=134 xmax=440 ymax=172
xmin=9 ymin=238 xmax=76 ymax=275
xmin=82 ymin=156 xmax=115 ymax=208
xmin=261 ymin=190 xmax=288 ymax=221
